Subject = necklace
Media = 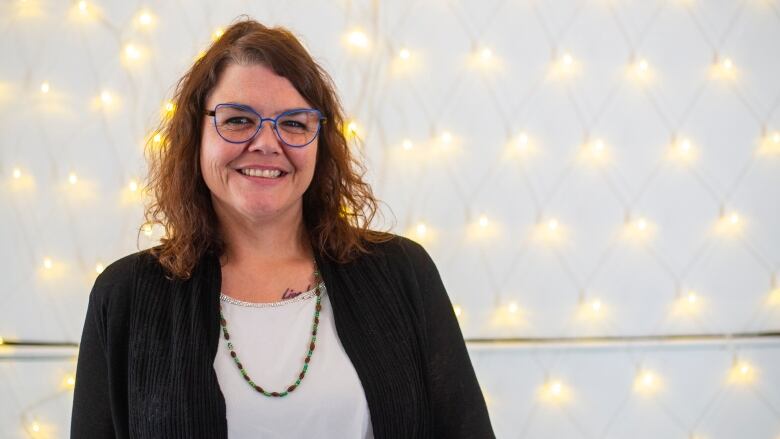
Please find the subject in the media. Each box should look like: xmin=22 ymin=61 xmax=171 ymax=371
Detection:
xmin=218 ymin=261 xmax=321 ymax=398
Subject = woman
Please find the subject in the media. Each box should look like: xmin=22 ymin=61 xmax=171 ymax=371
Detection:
xmin=71 ymin=18 xmax=494 ymax=439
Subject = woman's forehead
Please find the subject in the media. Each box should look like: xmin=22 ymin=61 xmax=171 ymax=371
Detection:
xmin=209 ymin=63 xmax=310 ymax=111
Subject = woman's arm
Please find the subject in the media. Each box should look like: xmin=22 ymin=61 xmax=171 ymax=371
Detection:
xmin=71 ymin=282 xmax=116 ymax=438
xmin=403 ymin=238 xmax=496 ymax=438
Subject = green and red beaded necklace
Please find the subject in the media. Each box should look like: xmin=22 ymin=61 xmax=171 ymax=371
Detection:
xmin=218 ymin=264 xmax=322 ymax=398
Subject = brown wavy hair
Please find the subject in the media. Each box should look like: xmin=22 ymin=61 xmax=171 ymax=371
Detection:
xmin=144 ymin=17 xmax=392 ymax=279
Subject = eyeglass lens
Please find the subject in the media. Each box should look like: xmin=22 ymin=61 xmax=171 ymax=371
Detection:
xmin=214 ymin=106 xmax=321 ymax=146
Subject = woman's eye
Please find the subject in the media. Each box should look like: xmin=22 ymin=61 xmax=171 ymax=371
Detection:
xmin=225 ymin=117 xmax=252 ymax=125
xmin=281 ymin=120 xmax=306 ymax=129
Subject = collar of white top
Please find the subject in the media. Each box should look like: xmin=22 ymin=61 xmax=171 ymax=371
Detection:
xmin=219 ymin=281 xmax=326 ymax=308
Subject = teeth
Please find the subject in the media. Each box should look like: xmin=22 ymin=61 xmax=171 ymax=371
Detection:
xmin=240 ymin=168 xmax=283 ymax=178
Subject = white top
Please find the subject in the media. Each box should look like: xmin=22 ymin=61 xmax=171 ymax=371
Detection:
xmin=213 ymin=283 xmax=374 ymax=439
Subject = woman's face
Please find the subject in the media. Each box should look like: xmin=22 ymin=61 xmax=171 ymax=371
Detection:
xmin=200 ymin=63 xmax=318 ymax=227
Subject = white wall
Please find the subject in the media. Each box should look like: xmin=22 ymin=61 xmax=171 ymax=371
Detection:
xmin=1 ymin=0 xmax=779 ymax=438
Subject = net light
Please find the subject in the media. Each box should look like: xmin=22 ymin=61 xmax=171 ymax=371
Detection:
xmin=728 ymin=358 xmax=757 ymax=385
xmin=137 ymin=9 xmax=154 ymax=27
xmin=346 ymin=30 xmax=370 ymax=49
xmin=402 ymin=139 xmax=413 ymax=150
xmin=416 ymin=222 xmax=427 ymax=237
xmin=212 ymin=27 xmax=225 ymax=41
xmin=12 ymin=167 xmax=22 ymax=179
xmin=453 ymin=304 xmax=463 ymax=318
xmin=540 ymin=379 xmax=571 ymax=404
xmin=68 ymin=172 xmax=78 ymax=185
xmin=142 ymin=223 xmax=154 ymax=237
xmin=580 ymin=138 xmax=610 ymax=164
xmin=40 ymin=81 xmax=50 ymax=94
xmin=399 ymin=48 xmax=410 ymax=60
xmin=128 ymin=179 xmax=139 ymax=192
xmin=63 ymin=373 xmax=76 ymax=389
xmin=480 ymin=47 xmax=493 ymax=60
xmin=551 ymin=51 xmax=579 ymax=79
xmin=621 ymin=214 xmax=655 ymax=242
xmin=440 ymin=131 xmax=452 ymax=144
xmin=758 ymin=130 xmax=780 ymax=155
xmin=95 ymin=262 xmax=105 ymax=274
xmin=634 ymin=369 xmax=661 ymax=395
xmin=478 ymin=215 xmax=489 ymax=228
xmin=672 ymin=289 xmax=703 ymax=317
xmin=714 ymin=209 xmax=745 ymax=236
xmin=100 ymin=91 xmax=112 ymax=104
xmin=711 ymin=55 xmax=737 ymax=80
xmin=43 ymin=257 xmax=53 ymax=270
xmin=667 ymin=137 xmax=698 ymax=163
xmin=78 ymin=0 xmax=88 ymax=15
xmin=345 ymin=120 xmax=360 ymax=139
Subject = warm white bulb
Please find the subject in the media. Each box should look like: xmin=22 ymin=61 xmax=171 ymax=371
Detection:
xmin=128 ymin=179 xmax=139 ymax=192
xmin=138 ymin=12 xmax=152 ymax=26
xmin=636 ymin=218 xmax=647 ymax=231
xmin=399 ymin=48 xmax=410 ymax=60
xmin=68 ymin=172 xmax=78 ymax=185
xmin=562 ymin=53 xmax=573 ymax=66
xmin=43 ymin=258 xmax=53 ymax=269
xmin=772 ymin=132 xmax=780 ymax=144
xmin=153 ymin=133 xmax=162 ymax=143
xmin=440 ymin=131 xmax=452 ymax=144
xmin=687 ymin=292 xmax=698 ymax=304
xmin=347 ymin=30 xmax=369 ymax=48
xmin=142 ymin=223 xmax=153 ymax=237
xmin=12 ymin=167 xmax=22 ymax=179
xmin=547 ymin=219 xmax=559 ymax=231
xmin=78 ymin=1 xmax=87 ymax=14
xmin=638 ymin=59 xmax=649 ymax=71
xmin=95 ymin=263 xmax=104 ymax=274
xmin=100 ymin=91 xmax=112 ymax=104
xmin=40 ymin=81 xmax=50 ymax=94
xmin=31 ymin=422 xmax=40 ymax=433
xmin=402 ymin=139 xmax=413 ymax=150
xmin=722 ymin=58 xmax=734 ymax=70
xmin=212 ymin=28 xmax=225 ymax=41
xmin=729 ymin=212 xmax=740 ymax=224
xmin=480 ymin=47 xmax=492 ymax=60
xmin=591 ymin=299 xmax=602 ymax=312
xmin=125 ymin=44 xmax=140 ymax=59
xmin=507 ymin=302 xmax=518 ymax=313
xmin=478 ymin=215 xmax=489 ymax=228
xmin=550 ymin=381 xmax=562 ymax=395
xmin=453 ymin=305 xmax=462 ymax=317
xmin=416 ymin=223 xmax=427 ymax=237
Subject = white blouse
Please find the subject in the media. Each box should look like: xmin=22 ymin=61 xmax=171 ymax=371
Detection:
xmin=213 ymin=283 xmax=374 ymax=438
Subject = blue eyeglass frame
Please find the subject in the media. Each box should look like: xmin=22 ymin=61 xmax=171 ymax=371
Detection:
xmin=205 ymin=103 xmax=327 ymax=148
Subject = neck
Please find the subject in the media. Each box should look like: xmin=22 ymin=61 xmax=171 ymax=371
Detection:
xmin=215 ymin=202 xmax=311 ymax=268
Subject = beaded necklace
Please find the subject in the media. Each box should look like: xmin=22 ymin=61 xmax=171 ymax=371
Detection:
xmin=218 ymin=262 xmax=322 ymax=398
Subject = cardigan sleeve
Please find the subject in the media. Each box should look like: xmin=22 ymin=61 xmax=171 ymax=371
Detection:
xmin=401 ymin=238 xmax=496 ymax=438
xmin=71 ymin=254 xmax=136 ymax=439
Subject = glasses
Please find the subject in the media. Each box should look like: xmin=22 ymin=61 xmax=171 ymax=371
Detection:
xmin=205 ymin=103 xmax=326 ymax=147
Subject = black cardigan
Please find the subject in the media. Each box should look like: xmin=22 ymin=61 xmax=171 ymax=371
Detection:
xmin=71 ymin=234 xmax=495 ymax=438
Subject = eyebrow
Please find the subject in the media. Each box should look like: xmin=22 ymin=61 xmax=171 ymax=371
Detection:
xmin=220 ymin=102 xmax=312 ymax=116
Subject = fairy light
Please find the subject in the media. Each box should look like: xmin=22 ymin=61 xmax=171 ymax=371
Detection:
xmin=634 ymin=369 xmax=661 ymax=395
xmin=124 ymin=44 xmax=140 ymax=60
xmin=416 ymin=222 xmax=427 ymax=237
xmin=43 ymin=257 xmax=53 ymax=270
xmin=67 ymin=172 xmax=78 ymax=185
xmin=95 ymin=263 xmax=104 ymax=274
xmin=137 ymin=10 xmax=153 ymax=27
xmin=153 ymin=132 xmax=163 ymax=144
xmin=480 ymin=47 xmax=493 ymax=60
xmin=100 ymin=91 xmax=112 ymax=105
xmin=40 ymin=81 xmax=50 ymax=94
xmin=440 ymin=131 xmax=452 ymax=144
xmin=0 ymin=336 xmax=4 ymax=345
xmin=711 ymin=55 xmax=737 ymax=80
xmin=142 ymin=223 xmax=153 ymax=237
xmin=63 ymin=373 xmax=76 ymax=389
xmin=346 ymin=30 xmax=369 ymax=49
xmin=728 ymin=358 xmax=757 ymax=384
xmin=345 ymin=120 xmax=360 ymax=138
xmin=453 ymin=304 xmax=463 ymax=318
xmin=212 ymin=27 xmax=225 ymax=41
xmin=540 ymin=379 xmax=570 ymax=404
xmin=715 ymin=209 xmax=744 ymax=235
xmin=128 ymin=179 xmax=139 ymax=192
xmin=164 ymin=101 xmax=175 ymax=114
xmin=31 ymin=422 xmax=40 ymax=433
xmin=478 ymin=215 xmax=489 ymax=228
xmin=78 ymin=0 xmax=88 ymax=15
xmin=12 ymin=167 xmax=22 ymax=179
xmin=548 ymin=219 xmax=559 ymax=231
xmin=402 ymin=139 xmax=413 ymax=150
xmin=758 ymin=131 xmax=780 ymax=155
xmin=507 ymin=301 xmax=519 ymax=314
xmin=582 ymin=138 xmax=609 ymax=164
xmin=399 ymin=48 xmax=410 ymax=60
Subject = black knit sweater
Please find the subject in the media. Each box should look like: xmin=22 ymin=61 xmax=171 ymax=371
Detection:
xmin=70 ymin=235 xmax=495 ymax=438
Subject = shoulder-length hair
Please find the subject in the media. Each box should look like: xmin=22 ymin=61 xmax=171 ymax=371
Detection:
xmin=144 ymin=17 xmax=392 ymax=279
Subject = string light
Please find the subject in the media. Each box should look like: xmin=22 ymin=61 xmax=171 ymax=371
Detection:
xmin=137 ymin=9 xmax=153 ymax=27
xmin=453 ymin=304 xmax=463 ymax=318
xmin=63 ymin=373 xmax=76 ymax=389
xmin=12 ymin=167 xmax=22 ymax=179
xmin=673 ymin=289 xmax=703 ymax=317
xmin=0 ymin=336 xmax=4 ymax=345
xmin=551 ymin=51 xmax=578 ymax=79
xmin=212 ymin=27 xmax=225 ymax=41
xmin=714 ymin=209 xmax=744 ymax=236
xmin=668 ymin=137 xmax=697 ymax=163
xmin=622 ymin=214 xmax=654 ymax=242
xmin=128 ymin=179 xmax=139 ymax=192
xmin=31 ymin=421 xmax=40 ymax=433
xmin=581 ymin=138 xmax=610 ymax=164
xmin=440 ymin=131 xmax=452 ymax=145
xmin=68 ymin=172 xmax=78 ymax=185
xmin=416 ymin=222 xmax=427 ymax=237
xmin=540 ymin=379 xmax=570 ymax=404
xmin=711 ymin=55 xmax=737 ymax=80
xmin=398 ymin=48 xmax=410 ymax=60
xmin=95 ymin=263 xmax=105 ymax=274
xmin=401 ymin=139 xmax=413 ymax=150
xmin=40 ymin=81 xmax=50 ymax=94
xmin=125 ymin=44 xmax=140 ymax=60
xmin=728 ymin=358 xmax=757 ymax=384
xmin=480 ymin=47 xmax=492 ymax=60
xmin=345 ymin=120 xmax=360 ymax=139
xmin=78 ymin=1 xmax=88 ymax=15
xmin=43 ymin=257 xmax=53 ymax=270
xmin=478 ymin=215 xmax=489 ymax=228
xmin=346 ymin=29 xmax=369 ymax=49
xmin=634 ymin=369 xmax=661 ymax=395
xmin=142 ymin=223 xmax=154 ymax=237
xmin=759 ymin=130 xmax=780 ymax=155
xmin=100 ymin=91 xmax=112 ymax=105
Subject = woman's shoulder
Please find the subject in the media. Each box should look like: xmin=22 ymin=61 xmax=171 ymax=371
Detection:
xmin=358 ymin=231 xmax=436 ymax=270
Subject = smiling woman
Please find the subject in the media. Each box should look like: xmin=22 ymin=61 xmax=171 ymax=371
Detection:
xmin=70 ymin=17 xmax=495 ymax=439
